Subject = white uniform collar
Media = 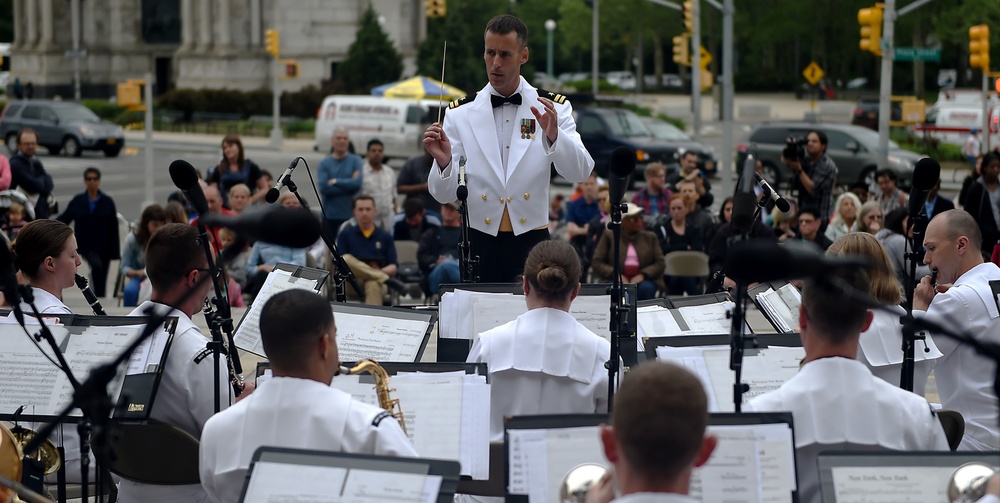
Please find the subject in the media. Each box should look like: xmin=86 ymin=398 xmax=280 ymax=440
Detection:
xmin=134 ymin=300 xmax=198 ymax=336
xmin=952 ymin=262 xmax=1000 ymax=319
xmin=486 ymin=76 xmax=526 ymax=98
xmin=23 ymin=287 xmax=71 ymax=314
xmin=486 ymin=307 xmax=604 ymax=383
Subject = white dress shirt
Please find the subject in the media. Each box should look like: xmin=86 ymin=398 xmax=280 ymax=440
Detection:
xmin=857 ymin=304 xmax=942 ymax=396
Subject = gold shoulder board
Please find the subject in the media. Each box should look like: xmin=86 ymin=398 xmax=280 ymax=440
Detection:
xmin=449 ymin=93 xmax=477 ymax=109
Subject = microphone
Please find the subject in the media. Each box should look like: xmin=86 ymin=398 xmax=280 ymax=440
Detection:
xmin=907 ymin=158 xmax=941 ymax=221
xmin=754 ymin=172 xmax=791 ymax=213
xmin=265 ymin=157 xmax=300 ymax=204
xmin=456 ymin=155 xmax=468 ymax=201
xmin=168 ymin=160 xmax=209 ymax=215
xmin=0 ymin=241 xmax=22 ymax=325
xmin=731 ymin=153 xmax=758 ymax=234
xmin=608 ymin=147 xmax=636 ymax=206
xmin=724 ymin=239 xmax=872 ymax=284
xmin=200 ymin=206 xmax=322 ymax=248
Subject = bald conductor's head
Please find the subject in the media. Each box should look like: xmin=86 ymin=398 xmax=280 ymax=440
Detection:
xmin=599 ymin=361 xmax=716 ymax=495
xmin=260 ymin=289 xmax=339 ymax=382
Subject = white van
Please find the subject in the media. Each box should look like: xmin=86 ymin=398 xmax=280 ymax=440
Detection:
xmin=314 ymin=95 xmax=445 ymax=160
xmin=911 ymin=105 xmax=1000 ymax=148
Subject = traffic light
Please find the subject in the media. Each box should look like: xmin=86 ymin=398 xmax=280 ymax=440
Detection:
xmin=280 ymin=59 xmax=300 ymax=79
xmin=672 ymin=34 xmax=690 ymax=66
xmin=426 ymin=0 xmax=446 ymax=18
xmin=682 ymin=0 xmax=695 ymax=33
xmin=857 ymin=3 xmax=883 ymax=56
xmin=969 ymin=24 xmax=990 ymax=72
xmin=265 ymin=29 xmax=280 ymax=58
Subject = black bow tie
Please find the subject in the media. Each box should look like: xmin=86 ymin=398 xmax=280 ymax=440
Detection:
xmin=491 ymin=93 xmax=522 ymax=108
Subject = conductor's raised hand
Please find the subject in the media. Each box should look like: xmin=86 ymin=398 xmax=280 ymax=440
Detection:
xmin=531 ymin=97 xmax=559 ymax=143
xmin=422 ymin=123 xmax=452 ymax=169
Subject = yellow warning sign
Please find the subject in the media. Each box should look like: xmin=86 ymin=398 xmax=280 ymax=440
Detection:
xmin=802 ymin=62 xmax=825 ymax=85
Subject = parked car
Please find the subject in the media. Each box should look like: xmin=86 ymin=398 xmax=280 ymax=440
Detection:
xmin=605 ymin=71 xmax=637 ymax=90
xmin=572 ymin=107 xmax=683 ymax=185
xmin=851 ymin=97 xmax=902 ymax=130
xmin=736 ymin=122 xmax=922 ymax=190
xmin=0 ymin=100 xmax=125 ymax=157
xmin=638 ymin=117 xmax=717 ymax=177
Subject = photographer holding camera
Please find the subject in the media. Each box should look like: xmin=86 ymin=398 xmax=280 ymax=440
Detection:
xmin=782 ymin=130 xmax=838 ymax=228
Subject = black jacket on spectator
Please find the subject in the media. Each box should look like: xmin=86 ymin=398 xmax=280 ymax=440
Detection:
xmin=708 ymin=221 xmax=778 ymax=274
xmin=9 ymin=152 xmax=54 ymax=218
xmin=964 ymin=181 xmax=999 ymax=257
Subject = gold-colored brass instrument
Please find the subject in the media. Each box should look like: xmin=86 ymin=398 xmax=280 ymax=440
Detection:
xmin=948 ymin=462 xmax=996 ymax=503
xmin=0 ymin=423 xmax=57 ymax=503
xmin=339 ymin=360 xmax=408 ymax=435
xmin=8 ymin=426 xmax=60 ymax=476
xmin=559 ymin=463 xmax=608 ymax=503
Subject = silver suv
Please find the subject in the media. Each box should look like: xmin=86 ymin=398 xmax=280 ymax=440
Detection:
xmin=1 ymin=100 xmax=125 ymax=157
xmin=737 ymin=122 xmax=922 ymax=190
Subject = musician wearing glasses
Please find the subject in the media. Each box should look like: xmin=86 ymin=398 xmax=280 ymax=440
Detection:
xmin=199 ymin=289 xmax=416 ymax=503
xmin=467 ymin=240 xmax=611 ymax=442
xmin=586 ymin=361 xmax=718 ymax=503
xmin=747 ymin=266 xmax=948 ymax=503
xmin=56 ymin=167 xmax=120 ymax=298
xmin=422 ymin=14 xmax=593 ymax=283
xmin=914 ymin=210 xmax=1000 ymax=451
xmin=119 ymin=223 xmax=236 ymax=503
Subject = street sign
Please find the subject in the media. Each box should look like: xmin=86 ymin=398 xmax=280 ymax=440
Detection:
xmin=802 ymin=62 xmax=825 ymax=85
xmin=894 ymin=47 xmax=941 ymax=62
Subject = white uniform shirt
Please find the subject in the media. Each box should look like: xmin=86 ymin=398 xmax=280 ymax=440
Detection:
xmin=468 ymin=307 xmax=610 ymax=441
xmin=857 ymin=305 xmax=942 ymax=396
xmin=429 ymin=77 xmax=594 ymax=236
xmin=361 ymin=162 xmax=397 ymax=230
xmin=915 ymin=262 xmax=1000 ymax=450
xmin=614 ymin=493 xmax=699 ymax=503
xmin=747 ymin=357 xmax=949 ymax=503
xmin=117 ymin=301 xmax=232 ymax=503
xmin=199 ymin=377 xmax=417 ymax=503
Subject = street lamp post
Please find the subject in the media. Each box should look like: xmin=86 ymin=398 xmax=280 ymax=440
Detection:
xmin=545 ymin=19 xmax=556 ymax=79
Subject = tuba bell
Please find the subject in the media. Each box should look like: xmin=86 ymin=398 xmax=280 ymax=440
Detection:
xmin=559 ymin=463 xmax=609 ymax=503
xmin=8 ymin=426 xmax=61 ymax=476
xmin=947 ymin=462 xmax=996 ymax=503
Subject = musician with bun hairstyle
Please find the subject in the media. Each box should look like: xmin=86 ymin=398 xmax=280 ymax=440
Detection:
xmin=467 ymin=240 xmax=611 ymax=442
xmin=11 ymin=219 xmax=80 ymax=314
xmin=199 ymin=289 xmax=416 ymax=503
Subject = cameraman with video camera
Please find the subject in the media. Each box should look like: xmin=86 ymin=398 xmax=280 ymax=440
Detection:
xmin=782 ymin=130 xmax=838 ymax=230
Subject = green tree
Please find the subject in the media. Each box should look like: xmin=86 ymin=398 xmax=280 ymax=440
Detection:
xmin=338 ymin=5 xmax=403 ymax=94
xmin=416 ymin=0 xmax=507 ymax=97
xmin=0 ymin=0 xmax=12 ymax=43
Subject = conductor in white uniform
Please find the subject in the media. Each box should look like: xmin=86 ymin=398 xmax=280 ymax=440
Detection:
xmin=467 ymin=240 xmax=610 ymax=441
xmin=120 ymin=223 xmax=236 ymax=503
xmin=747 ymin=266 xmax=949 ymax=503
xmin=199 ymin=289 xmax=417 ymax=503
xmin=423 ymin=14 xmax=594 ymax=283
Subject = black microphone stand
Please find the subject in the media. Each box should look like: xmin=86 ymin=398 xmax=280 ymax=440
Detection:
xmin=457 ymin=188 xmax=479 ymax=284
xmin=605 ymin=201 xmax=630 ymax=412
xmin=283 ymin=176 xmax=363 ymax=302
xmin=899 ymin=210 xmax=931 ymax=392
xmin=726 ymin=164 xmax=761 ymax=413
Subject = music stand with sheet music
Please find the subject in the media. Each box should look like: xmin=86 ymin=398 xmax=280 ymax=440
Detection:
xmin=818 ymin=451 xmax=1000 ymax=503
xmin=436 ymin=283 xmax=638 ymax=363
xmin=239 ymin=446 xmax=462 ymax=503
xmin=747 ymin=281 xmax=802 ymax=334
xmin=233 ymin=263 xmax=328 ymax=354
xmin=255 ymin=361 xmax=489 ymax=386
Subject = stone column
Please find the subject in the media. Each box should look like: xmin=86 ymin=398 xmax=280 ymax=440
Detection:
xmin=180 ymin=0 xmax=194 ymax=50
xmin=198 ymin=0 xmax=213 ymax=51
xmin=39 ymin=0 xmax=53 ymax=49
xmin=108 ymin=0 xmax=123 ymax=48
xmin=250 ymin=0 xmax=261 ymax=46
xmin=24 ymin=0 xmax=38 ymax=47
xmin=217 ymin=0 xmax=231 ymax=49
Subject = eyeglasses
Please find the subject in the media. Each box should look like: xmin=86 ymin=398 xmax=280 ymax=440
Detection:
xmin=798 ymin=219 xmax=817 ymax=225
xmin=85 ymin=177 xmax=99 ymax=181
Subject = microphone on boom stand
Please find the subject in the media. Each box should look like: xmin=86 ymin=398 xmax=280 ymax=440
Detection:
xmin=605 ymin=147 xmax=636 ymax=412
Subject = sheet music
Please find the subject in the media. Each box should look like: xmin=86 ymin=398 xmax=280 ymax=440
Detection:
xmin=702 ymin=347 xmax=804 ymax=412
xmin=124 ymin=322 xmax=171 ymax=375
xmin=0 ymin=321 xmax=156 ymax=418
xmin=507 ymin=426 xmax=607 ymax=503
xmin=235 ymin=269 xmax=321 ymax=355
xmin=443 ymin=289 xmax=615 ymax=341
xmin=689 ymin=423 xmax=796 ymax=503
xmin=638 ymin=302 xmax=740 ymax=338
xmin=460 ymin=379 xmax=492 ymax=479
xmin=637 ymin=305 xmax=683 ymax=338
xmin=568 ymin=295 xmax=613 ymax=341
xmin=242 ymin=463 xmax=426 ymax=503
xmin=678 ymin=302 xmax=734 ymax=334
xmin=830 ymin=466 xmax=957 ymax=503
xmin=334 ymin=312 xmax=429 ymax=363
xmin=470 ymin=294 xmax=524 ymax=339
xmin=756 ymin=285 xmax=801 ymax=333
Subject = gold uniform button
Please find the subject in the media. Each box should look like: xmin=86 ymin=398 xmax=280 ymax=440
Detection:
xmin=499 ymin=197 xmax=504 ymax=203
xmin=485 ymin=217 xmax=491 ymax=225
xmin=524 ymin=193 xmax=530 ymax=200
xmin=520 ymin=217 xmax=527 ymax=224
xmin=507 ymin=197 xmax=512 ymax=203
xmin=482 ymin=194 xmax=487 ymax=201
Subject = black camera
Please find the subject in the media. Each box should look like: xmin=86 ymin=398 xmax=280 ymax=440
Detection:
xmin=783 ymin=137 xmax=807 ymax=162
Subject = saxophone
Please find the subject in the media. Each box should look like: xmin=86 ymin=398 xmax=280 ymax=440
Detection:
xmin=339 ymin=360 xmax=408 ymax=435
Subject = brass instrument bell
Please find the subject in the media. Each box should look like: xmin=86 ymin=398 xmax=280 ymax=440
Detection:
xmin=559 ymin=463 xmax=608 ymax=503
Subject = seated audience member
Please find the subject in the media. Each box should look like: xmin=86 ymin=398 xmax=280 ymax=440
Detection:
xmin=243 ymin=194 xmax=310 ymax=299
xmin=667 ymin=150 xmax=714 ymax=209
xmin=963 ymin=151 xmax=1000 ymax=259
xmin=771 ymin=201 xmax=799 ymax=242
xmin=418 ymin=202 xmax=462 ymax=295
xmin=651 ymin=194 xmax=703 ymax=296
xmin=880 ymin=207 xmax=930 ymax=294
xmin=875 ymin=168 xmax=909 ymax=214
xmin=795 ymin=206 xmax=833 ymax=251
xmin=824 ymin=192 xmax=862 ymax=243
xmin=748 ymin=266 xmax=948 ymax=503
xmin=586 ymin=361 xmax=717 ymax=503
xmin=120 ymin=204 xmax=168 ymax=306
xmin=631 ymin=162 xmax=673 ymax=219
xmin=338 ymin=195 xmax=406 ymax=305
xmin=583 ymin=186 xmax=612 ymax=280
xmin=3 ymin=201 xmax=27 ymax=240
xmin=677 ymin=179 xmax=716 ymax=247
xmin=591 ymin=203 xmax=665 ymax=300
xmin=914 ymin=210 xmax=1000 ymax=451
xmin=199 ymin=289 xmax=416 ymax=503
xmin=393 ymin=197 xmax=440 ymax=242
xmin=925 ymin=178 xmax=954 ymax=221
xmin=227 ymin=183 xmax=251 ymax=214
xmin=849 ymin=180 xmax=870 ymax=204
xmin=567 ymin=173 xmax=602 ymax=273
xmin=468 ymin=240 xmax=610 ymax=441
xmin=858 ymin=201 xmax=883 ymax=235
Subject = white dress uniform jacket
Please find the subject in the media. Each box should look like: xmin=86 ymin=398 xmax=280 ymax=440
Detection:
xmin=117 ymin=301 xmax=233 ymax=503
xmin=613 ymin=494 xmax=699 ymax=503
xmin=915 ymin=262 xmax=1000 ymax=450
xmin=857 ymin=305 xmax=942 ymax=396
xmin=747 ymin=357 xmax=949 ymax=503
xmin=428 ymin=77 xmax=594 ymax=236
xmin=468 ymin=307 xmax=611 ymax=441
xmin=199 ymin=377 xmax=417 ymax=503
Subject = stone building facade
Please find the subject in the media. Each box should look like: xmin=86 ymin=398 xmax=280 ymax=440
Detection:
xmin=9 ymin=0 xmax=425 ymax=98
